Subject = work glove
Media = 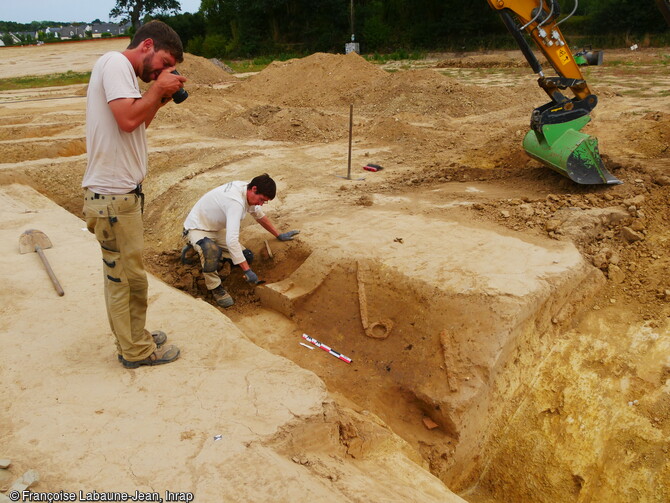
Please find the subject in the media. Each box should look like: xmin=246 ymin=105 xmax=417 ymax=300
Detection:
xmin=277 ymin=230 xmax=300 ymax=241
xmin=244 ymin=269 xmax=259 ymax=284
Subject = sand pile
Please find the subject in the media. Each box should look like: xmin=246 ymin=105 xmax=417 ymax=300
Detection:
xmin=230 ymin=52 xmax=520 ymax=118
xmin=436 ymin=54 xmax=528 ymax=68
xmin=230 ymin=52 xmax=388 ymax=107
xmin=210 ymin=52 xmax=524 ymax=144
xmin=179 ymin=53 xmax=237 ymax=85
xmin=4 ymin=40 xmax=670 ymax=503
xmin=351 ymin=69 xmax=521 ymax=117
xmin=630 ymin=111 xmax=670 ymax=159
xmin=211 ymin=105 xmax=345 ymax=143
xmin=139 ymin=52 xmax=236 ymax=106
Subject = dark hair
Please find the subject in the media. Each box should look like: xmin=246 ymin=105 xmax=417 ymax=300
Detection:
xmin=127 ymin=20 xmax=184 ymax=63
xmin=248 ymin=173 xmax=276 ymax=200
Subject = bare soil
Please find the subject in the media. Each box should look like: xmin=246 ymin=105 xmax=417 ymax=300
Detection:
xmin=1 ymin=38 xmax=669 ymax=501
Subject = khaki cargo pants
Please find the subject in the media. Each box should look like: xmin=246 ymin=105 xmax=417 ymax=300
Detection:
xmin=83 ymin=189 xmax=155 ymax=361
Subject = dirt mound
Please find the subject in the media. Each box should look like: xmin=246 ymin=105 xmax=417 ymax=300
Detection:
xmin=179 ymin=52 xmax=236 ymax=85
xmin=631 ymin=111 xmax=670 ymax=158
xmin=211 ymin=54 xmax=524 ymax=145
xmin=352 ymin=69 xmax=521 ymax=117
xmin=600 ymin=47 xmax=668 ymax=65
xmin=213 ymin=105 xmax=346 ymax=142
xmin=138 ymin=52 xmax=236 ymax=109
xmin=436 ymin=54 xmax=528 ymax=68
xmin=230 ymin=52 xmax=519 ymax=117
xmin=432 ymin=48 xmax=667 ymax=69
xmin=4 ymin=40 xmax=670 ymax=503
xmin=230 ymin=52 xmax=388 ymax=107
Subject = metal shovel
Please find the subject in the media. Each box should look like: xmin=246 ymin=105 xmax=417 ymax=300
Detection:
xmin=19 ymin=229 xmax=64 ymax=296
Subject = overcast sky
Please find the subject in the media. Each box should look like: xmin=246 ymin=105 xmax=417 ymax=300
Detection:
xmin=1 ymin=0 xmax=203 ymax=24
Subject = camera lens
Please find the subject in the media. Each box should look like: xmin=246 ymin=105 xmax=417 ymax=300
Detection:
xmin=172 ymin=88 xmax=188 ymax=104
xmin=170 ymin=70 xmax=188 ymax=104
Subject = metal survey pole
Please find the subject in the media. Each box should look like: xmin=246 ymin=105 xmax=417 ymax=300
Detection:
xmin=345 ymin=0 xmax=359 ymax=54
xmin=335 ymin=103 xmax=363 ymax=180
xmin=347 ymin=103 xmax=353 ymax=179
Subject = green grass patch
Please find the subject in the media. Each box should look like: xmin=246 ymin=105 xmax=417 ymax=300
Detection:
xmin=602 ymin=59 xmax=638 ymax=67
xmin=0 ymin=70 xmax=91 ymax=91
xmin=225 ymin=53 xmax=303 ymax=73
xmin=365 ymin=50 xmax=425 ymax=63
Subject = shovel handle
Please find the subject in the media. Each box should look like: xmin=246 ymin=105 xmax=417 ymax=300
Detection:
xmin=35 ymin=246 xmax=64 ymax=296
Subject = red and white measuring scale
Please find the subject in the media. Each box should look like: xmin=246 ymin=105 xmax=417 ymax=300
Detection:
xmin=302 ymin=333 xmax=352 ymax=364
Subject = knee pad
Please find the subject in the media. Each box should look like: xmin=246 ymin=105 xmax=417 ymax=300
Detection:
xmin=243 ymin=248 xmax=254 ymax=266
xmin=196 ymin=237 xmax=223 ymax=273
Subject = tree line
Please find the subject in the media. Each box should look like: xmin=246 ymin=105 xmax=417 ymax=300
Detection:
xmin=154 ymin=0 xmax=668 ymax=58
xmin=2 ymin=0 xmax=667 ymax=56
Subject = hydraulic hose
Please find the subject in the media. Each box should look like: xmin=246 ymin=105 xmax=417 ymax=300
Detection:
xmin=500 ymin=10 xmax=543 ymax=75
xmin=556 ymin=0 xmax=579 ymax=27
xmin=520 ymin=0 xmax=543 ymax=30
xmin=537 ymin=0 xmax=556 ymax=29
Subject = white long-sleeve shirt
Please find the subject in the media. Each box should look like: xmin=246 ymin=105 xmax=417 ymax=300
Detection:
xmin=183 ymin=181 xmax=265 ymax=264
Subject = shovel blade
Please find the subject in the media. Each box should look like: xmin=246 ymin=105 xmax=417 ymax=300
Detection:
xmin=19 ymin=229 xmax=53 ymax=254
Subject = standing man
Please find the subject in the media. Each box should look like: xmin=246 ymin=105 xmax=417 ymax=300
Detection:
xmin=183 ymin=173 xmax=300 ymax=308
xmin=82 ymin=20 xmax=185 ymax=368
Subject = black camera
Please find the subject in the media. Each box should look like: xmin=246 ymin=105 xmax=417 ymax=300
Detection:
xmin=170 ymin=70 xmax=188 ymax=104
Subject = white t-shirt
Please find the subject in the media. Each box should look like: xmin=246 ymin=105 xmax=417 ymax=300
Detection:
xmin=184 ymin=181 xmax=266 ymax=264
xmin=82 ymin=51 xmax=147 ymax=194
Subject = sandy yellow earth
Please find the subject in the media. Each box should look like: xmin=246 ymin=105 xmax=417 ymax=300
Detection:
xmin=0 ymin=38 xmax=669 ymax=502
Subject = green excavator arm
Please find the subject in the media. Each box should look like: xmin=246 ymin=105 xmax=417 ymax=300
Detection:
xmin=486 ymin=0 xmax=621 ymax=185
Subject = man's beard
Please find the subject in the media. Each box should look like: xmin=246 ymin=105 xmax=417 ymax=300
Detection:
xmin=139 ymin=53 xmax=156 ymax=83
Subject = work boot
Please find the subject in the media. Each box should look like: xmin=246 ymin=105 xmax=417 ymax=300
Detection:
xmin=121 ymin=344 xmax=181 ymax=369
xmin=211 ymin=284 xmax=234 ymax=308
xmin=149 ymin=330 xmax=167 ymax=346
xmin=117 ymin=330 xmax=167 ymax=362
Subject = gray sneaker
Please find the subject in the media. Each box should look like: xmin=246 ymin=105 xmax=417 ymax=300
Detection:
xmin=211 ymin=284 xmax=234 ymax=308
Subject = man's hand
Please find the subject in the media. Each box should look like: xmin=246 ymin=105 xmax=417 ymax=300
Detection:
xmin=154 ymin=67 xmax=186 ymax=99
xmin=277 ymin=230 xmax=300 ymax=241
xmin=244 ymin=269 xmax=259 ymax=284
xmin=111 ymin=68 xmax=187 ymax=131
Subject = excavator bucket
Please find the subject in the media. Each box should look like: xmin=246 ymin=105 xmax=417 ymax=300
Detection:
xmin=573 ymin=49 xmax=604 ymax=66
xmin=522 ymin=115 xmax=622 ymax=185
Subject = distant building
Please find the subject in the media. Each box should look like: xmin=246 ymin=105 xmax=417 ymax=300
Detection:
xmin=12 ymin=30 xmax=39 ymax=42
xmin=90 ymin=22 xmax=131 ymax=38
xmin=58 ymin=24 xmax=91 ymax=40
xmin=0 ymin=22 xmax=130 ymax=46
xmin=44 ymin=27 xmax=62 ymax=39
xmin=0 ymin=32 xmax=23 ymax=45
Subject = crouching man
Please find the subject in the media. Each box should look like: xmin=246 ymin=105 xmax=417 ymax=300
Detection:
xmin=182 ymin=173 xmax=300 ymax=307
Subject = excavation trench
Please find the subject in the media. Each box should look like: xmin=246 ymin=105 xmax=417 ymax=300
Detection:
xmin=3 ymin=42 xmax=670 ymax=502
xmin=5 ymin=114 xmax=669 ymax=502
xmin=2 ymin=111 xmax=640 ymax=502
xmin=146 ymin=235 xmax=602 ymax=496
